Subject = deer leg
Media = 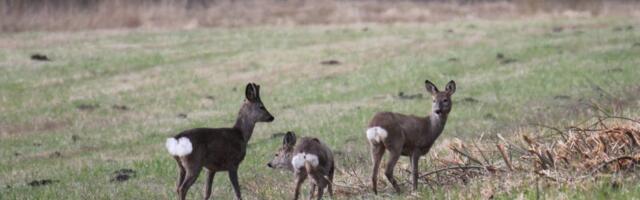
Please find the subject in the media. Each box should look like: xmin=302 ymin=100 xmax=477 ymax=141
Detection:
xmin=384 ymin=150 xmax=402 ymax=193
xmin=308 ymin=183 xmax=316 ymax=200
xmin=228 ymin=169 xmax=242 ymax=200
xmin=315 ymin=178 xmax=326 ymax=200
xmin=174 ymin=156 xmax=186 ymax=193
xmin=370 ymin=144 xmax=385 ymax=195
xmin=328 ymin=166 xmax=334 ymax=198
xmin=203 ymin=170 xmax=216 ymax=200
xmin=179 ymin=165 xmax=202 ymax=200
xmin=410 ymin=152 xmax=420 ymax=191
xmin=293 ymin=173 xmax=307 ymax=200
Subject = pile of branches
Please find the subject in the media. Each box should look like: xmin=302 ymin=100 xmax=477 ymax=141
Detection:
xmin=522 ymin=117 xmax=640 ymax=181
xmin=428 ymin=116 xmax=640 ymax=186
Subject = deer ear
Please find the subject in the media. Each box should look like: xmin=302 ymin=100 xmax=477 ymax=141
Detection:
xmin=425 ymin=80 xmax=439 ymax=95
xmin=245 ymin=83 xmax=258 ymax=101
xmin=445 ymin=80 xmax=456 ymax=95
xmin=255 ymin=84 xmax=261 ymax=99
xmin=283 ymin=131 xmax=296 ymax=146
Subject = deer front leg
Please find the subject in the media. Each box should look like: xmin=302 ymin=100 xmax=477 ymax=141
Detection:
xmin=293 ymin=173 xmax=307 ymax=200
xmin=203 ymin=170 xmax=216 ymax=200
xmin=228 ymin=169 xmax=242 ymax=200
xmin=410 ymin=152 xmax=421 ymax=191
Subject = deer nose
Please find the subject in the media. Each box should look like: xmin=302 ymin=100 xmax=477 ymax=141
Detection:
xmin=266 ymin=115 xmax=275 ymax=122
xmin=267 ymin=163 xmax=273 ymax=168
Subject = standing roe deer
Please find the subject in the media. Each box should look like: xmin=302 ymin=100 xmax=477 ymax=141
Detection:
xmin=367 ymin=80 xmax=456 ymax=194
xmin=267 ymin=131 xmax=335 ymax=200
xmin=165 ymin=83 xmax=274 ymax=200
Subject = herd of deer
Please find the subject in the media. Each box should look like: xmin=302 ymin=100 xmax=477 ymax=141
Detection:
xmin=165 ymin=80 xmax=456 ymax=200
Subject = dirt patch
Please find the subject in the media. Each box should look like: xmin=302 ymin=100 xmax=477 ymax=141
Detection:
xmin=111 ymin=104 xmax=130 ymax=111
xmin=76 ymin=103 xmax=99 ymax=111
xmin=397 ymin=91 xmax=423 ymax=100
xmin=496 ymin=53 xmax=517 ymax=65
xmin=30 ymin=53 xmax=51 ymax=61
xmin=0 ymin=119 xmax=70 ymax=136
xmin=27 ymin=179 xmax=58 ymax=187
xmin=110 ymin=169 xmax=136 ymax=183
xmin=461 ymin=97 xmax=480 ymax=104
xmin=320 ymin=60 xmax=341 ymax=65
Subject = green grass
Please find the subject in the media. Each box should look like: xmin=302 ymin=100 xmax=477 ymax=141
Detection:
xmin=1 ymin=16 xmax=640 ymax=199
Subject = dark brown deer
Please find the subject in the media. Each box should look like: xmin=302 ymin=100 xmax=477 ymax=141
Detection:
xmin=267 ymin=132 xmax=335 ymax=200
xmin=165 ymin=83 xmax=274 ymax=200
xmin=367 ymin=80 xmax=456 ymax=194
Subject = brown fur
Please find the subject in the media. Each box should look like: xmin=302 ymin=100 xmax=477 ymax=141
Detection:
xmin=170 ymin=83 xmax=274 ymax=200
xmin=268 ymin=132 xmax=335 ymax=200
xmin=368 ymin=80 xmax=456 ymax=194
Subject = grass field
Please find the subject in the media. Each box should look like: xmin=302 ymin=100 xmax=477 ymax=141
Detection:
xmin=1 ymin=15 xmax=640 ymax=199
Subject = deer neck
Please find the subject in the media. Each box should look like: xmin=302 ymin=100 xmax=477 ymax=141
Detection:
xmin=233 ymin=113 xmax=256 ymax=142
xmin=427 ymin=112 xmax=448 ymax=136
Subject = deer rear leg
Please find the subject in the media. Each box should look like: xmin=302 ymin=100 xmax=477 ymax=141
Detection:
xmin=203 ymin=170 xmax=216 ymax=200
xmin=179 ymin=165 xmax=202 ymax=200
xmin=384 ymin=150 xmax=402 ymax=193
xmin=370 ymin=144 xmax=385 ymax=195
xmin=326 ymin=166 xmax=334 ymax=198
xmin=174 ymin=156 xmax=186 ymax=193
xmin=316 ymin=185 xmax=325 ymax=200
xmin=308 ymin=183 xmax=316 ymax=200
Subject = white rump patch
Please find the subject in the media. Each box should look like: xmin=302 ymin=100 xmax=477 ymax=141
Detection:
xmin=366 ymin=126 xmax=388 ymax=143
xmin=291 ymin=153 xmax=320 ymax=170
xmin=165 ymin=137 xmax=193 ymax=156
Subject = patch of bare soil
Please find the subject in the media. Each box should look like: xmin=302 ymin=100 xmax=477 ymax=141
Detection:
xmin=0 ymin=119 xmax=70 ymax=136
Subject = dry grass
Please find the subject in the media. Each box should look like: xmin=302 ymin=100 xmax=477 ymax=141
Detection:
xmin=2 ymin=0 xmax=640 ymax=32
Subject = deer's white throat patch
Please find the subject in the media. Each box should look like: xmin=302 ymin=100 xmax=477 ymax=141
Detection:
xmin=291 ymin=153 xmax=319 ymax=170
xmin=366 ymin=126 xmax=388 ymax=143
xmin=165 ymin=137 xmax=193 ymax=156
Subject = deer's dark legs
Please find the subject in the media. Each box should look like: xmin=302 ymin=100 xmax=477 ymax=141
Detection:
xmin=203 ymin=170 xmax=216 ymax=200
xmin=308 ymin=183 xmax=316 ymax=200
xmin=174 ymin=156 xmax=186 ymax=193
xmin=384 ymin=149 xmax=402 ymax=193
xmin=179 ymin=166 xmax=202 ymax=200
xmin=370 ymin=144 xmax=385 ymax=194
xmin=410 ymin=152 xmax=421 ymax=191
xmin=327 ymin=167 xmax=334 ymax=198
xmin=315 ymin=181 xmax=325 ymax=200
xmin=293 ymin=173 xmax=307 ymax=200
xmin=228 ymin=169 xmax=242 ymax=200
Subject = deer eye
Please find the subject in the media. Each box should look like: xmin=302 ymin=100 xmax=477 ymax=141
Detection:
xmin=443 ymin=99 xmax=449 ymax=102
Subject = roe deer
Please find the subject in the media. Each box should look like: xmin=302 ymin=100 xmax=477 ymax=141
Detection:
xmin=267 ymin=131 xmax=335 ymax=200
xmin=367 ymin=80 xmax=456 ymax=194
xmin=165 ymin=83 xmax=274 ymax=200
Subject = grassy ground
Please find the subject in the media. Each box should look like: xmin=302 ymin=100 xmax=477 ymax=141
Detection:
xmin=1 ymin=16 xmax=639 ymax=199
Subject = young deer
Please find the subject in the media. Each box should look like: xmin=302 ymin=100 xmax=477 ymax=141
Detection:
xmin=267 ymin=132 xmax=335 ymax=200
xmin=165 ymin=83 xmax=274 ymax=200
xmin=367 ymin=80 xmax=456 ymax=194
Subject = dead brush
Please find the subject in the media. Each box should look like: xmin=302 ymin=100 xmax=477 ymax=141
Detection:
xmin=403 ymin=116 xmax=640 ymax=193
xmin=521 ymin=117 xmax=640 ymax=178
